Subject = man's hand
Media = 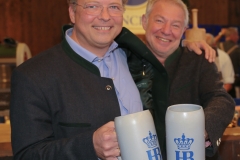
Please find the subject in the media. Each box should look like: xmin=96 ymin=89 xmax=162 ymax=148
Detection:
xmin=214 ymin=28 xmax=227 ymax=44
xmin=205 ymin=130 xmax=212 ymax=148
xmin=183 ymin=40 xmax=216 ymax=63
xmin=220 ymin=28 xmax=227 ymax=35
xmin=93 ymin=121 xmax=120 ymax=160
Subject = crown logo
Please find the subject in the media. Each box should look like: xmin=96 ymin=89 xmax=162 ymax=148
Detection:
xmin=142 ymin=131 xmax=158 ymax=148
xmin=174 ymin=133 xmax=194 ymax=150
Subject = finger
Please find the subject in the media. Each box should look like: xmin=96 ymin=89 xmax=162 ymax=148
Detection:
xmin=192 ymin=44 xmax=202 ymax=55
xmin=198 ymin=43 xmax=212 ymax=62
xmin=211 ymin=48 xmax=216 ymax=62
xmin=102 ymin=129 xmax=118 ymax=143
xmin=105 ymin=156 xmax=119 ymax=160
xmin=116 ymin=156 xmax=122 ymax=160
xmin=199 ymin=40 xmax=216 ymax=63
xmin=205 ymin=141 xmax=211 ymax=148
xmin=194 ymin=47 xmax=203 ymax=55
xmin=204 ymin=47 xmax=211 ymax=62
xmin=99 ymin=144 xmax=120 ymax=159
xmin=207 ymin=46 xmax=214 ymax=62
xmin=116 ymin=148 xmax=121 ymax=157
xmin=112 ymin=130 xmax=118 ymax=142
xmin=206 ymin=47 xmax=216 ymax=63
xmin=103 ymin=147 xmax=121 ymax=160
xmin=106 ymin=157 xmax=119 ymax=160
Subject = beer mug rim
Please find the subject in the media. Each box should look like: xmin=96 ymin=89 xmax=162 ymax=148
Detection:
xmin=114 ymin=110 xmax=150 ymax=120
xmin=167 ymin=104 xmax=202 ymax=112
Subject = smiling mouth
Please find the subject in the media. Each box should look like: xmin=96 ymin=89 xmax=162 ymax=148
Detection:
xmin=93 ymin=26 xmax=112 ymax=30
xmin=157 ymin=36 xmax=171 ymax=42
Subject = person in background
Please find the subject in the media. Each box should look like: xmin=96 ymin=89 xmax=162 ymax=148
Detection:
xmin=10 ymin=0 xmax=216 ymax=159
xmin=141 ymin=0 xmax=235 ymax=159
xmin=214 ymin=27 xmax=227 ymax=45
xmin=216 ymin=27 xmax=240 ymax=97
xmin=206 ymin=33 xmax=235 ymax=92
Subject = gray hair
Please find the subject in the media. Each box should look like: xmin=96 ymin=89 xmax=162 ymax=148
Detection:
xmin=67 ymin=0 xmax=128 ymax=11
xmin=205 ymin=33 xmax=215 ymax=46
xmin=225 ymin=27 xmax=239 ymax=37
xmin=145 ymin=0 xmax=189 ymax=27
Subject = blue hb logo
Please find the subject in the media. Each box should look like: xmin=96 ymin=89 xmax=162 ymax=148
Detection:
xmin=175 ymin=151 xmax=194 ymax=160
xmin=143 ymin=131 xmax=158 ymax=148
xmin=143 ymin=131 xmax=162 ymax=160
xmin=174 ymin=134 xmax=194 ymax=160
xmin=174 ymin=134 xmax=194 ymax=150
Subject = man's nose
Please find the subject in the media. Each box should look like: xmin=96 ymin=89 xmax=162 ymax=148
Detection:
xmin=98 ymin=7 xmax=111 ymax=20
xmin=161 ymin=23 xmax=171 ymax=35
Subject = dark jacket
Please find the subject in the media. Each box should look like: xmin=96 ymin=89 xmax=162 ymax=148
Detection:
xmin=164 ymin=47 xmax=235 ymax=157
xmin=10 ymin=26 xmax=234 ymax=160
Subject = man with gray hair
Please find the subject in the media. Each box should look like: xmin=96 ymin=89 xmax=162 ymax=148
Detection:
xmin=141 ymin=0 xmax=234 ymax=159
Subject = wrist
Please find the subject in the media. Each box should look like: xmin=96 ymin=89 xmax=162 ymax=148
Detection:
xmin=218 ymin=32 xmax=223 ymax=36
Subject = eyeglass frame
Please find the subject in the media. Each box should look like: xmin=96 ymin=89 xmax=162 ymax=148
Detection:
xmin=71 ymin=2 xmax=125 ymax=17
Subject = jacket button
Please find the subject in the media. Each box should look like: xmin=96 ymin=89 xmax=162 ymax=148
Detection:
xmin=106 ymin=85 xmax=112 ymax=91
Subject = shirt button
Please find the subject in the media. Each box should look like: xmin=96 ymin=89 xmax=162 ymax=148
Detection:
xmin=105 ymin=85 xmax=112 ymax=91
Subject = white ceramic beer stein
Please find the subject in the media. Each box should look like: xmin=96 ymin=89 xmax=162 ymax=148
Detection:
xmin=165 ymin=104 xmax=205 ymax=160
xmin=115 ymin=110 xmax=162 ymax=160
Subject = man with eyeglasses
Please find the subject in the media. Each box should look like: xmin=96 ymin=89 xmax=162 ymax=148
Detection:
xmin=10 ymin=0 xmax=217 ymax=159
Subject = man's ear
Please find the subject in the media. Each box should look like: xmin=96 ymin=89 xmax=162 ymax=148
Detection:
xmin=69 ymin=6 xmax=76 ymax=24
xmin=181 ymin=27 xmax=187 ymax=37
xmin=183 ymin=27 xmax=187 ymax=33
xmin=142 ymin=14 xmax=147 ymax=31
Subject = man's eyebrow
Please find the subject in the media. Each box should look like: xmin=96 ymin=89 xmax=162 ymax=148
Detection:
xmin=154 ymin=15 xmax=164 ymax=19
xmin=154 ymin=15 xmax=182 ymax=23
xmin=172 ymin=21 xmax=182 ymax=24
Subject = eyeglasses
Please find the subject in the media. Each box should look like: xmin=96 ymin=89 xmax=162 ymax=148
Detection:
xmin=72 ymin=2 xmax=124 ymax=17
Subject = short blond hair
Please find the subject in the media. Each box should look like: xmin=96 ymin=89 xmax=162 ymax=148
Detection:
xmin=67 ymin=0 xmax=128 ymax=11
xmin=205 ymin=33 xmax=215 ymax=46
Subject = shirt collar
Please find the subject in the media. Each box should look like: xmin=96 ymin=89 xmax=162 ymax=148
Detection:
xmin=65 ymin=28 xmax=118 ymax=63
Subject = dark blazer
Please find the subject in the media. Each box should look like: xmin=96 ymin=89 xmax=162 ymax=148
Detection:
xmin=10 ymin=26 xmax=235 ymax=160
xmin=164 ymin=47 xmax=235 ymax=157
xmin=10 ymin=43 xmax=122 ymax=159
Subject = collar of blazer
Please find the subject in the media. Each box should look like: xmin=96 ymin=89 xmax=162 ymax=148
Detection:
xmin=61 ymin=25 xmax=171 ymax=76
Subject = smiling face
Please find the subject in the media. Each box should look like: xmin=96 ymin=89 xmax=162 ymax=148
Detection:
xmin=69 ymin=0 xmax=124 ymax=57
xmin=142 ymin=0 xmax=187 ymax=63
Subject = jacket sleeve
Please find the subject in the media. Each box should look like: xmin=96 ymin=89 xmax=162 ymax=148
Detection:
xmin=198 ymin=53 xmax=235 ymax=157
xmin=10 ymin=69 xmax=98 ymax=160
